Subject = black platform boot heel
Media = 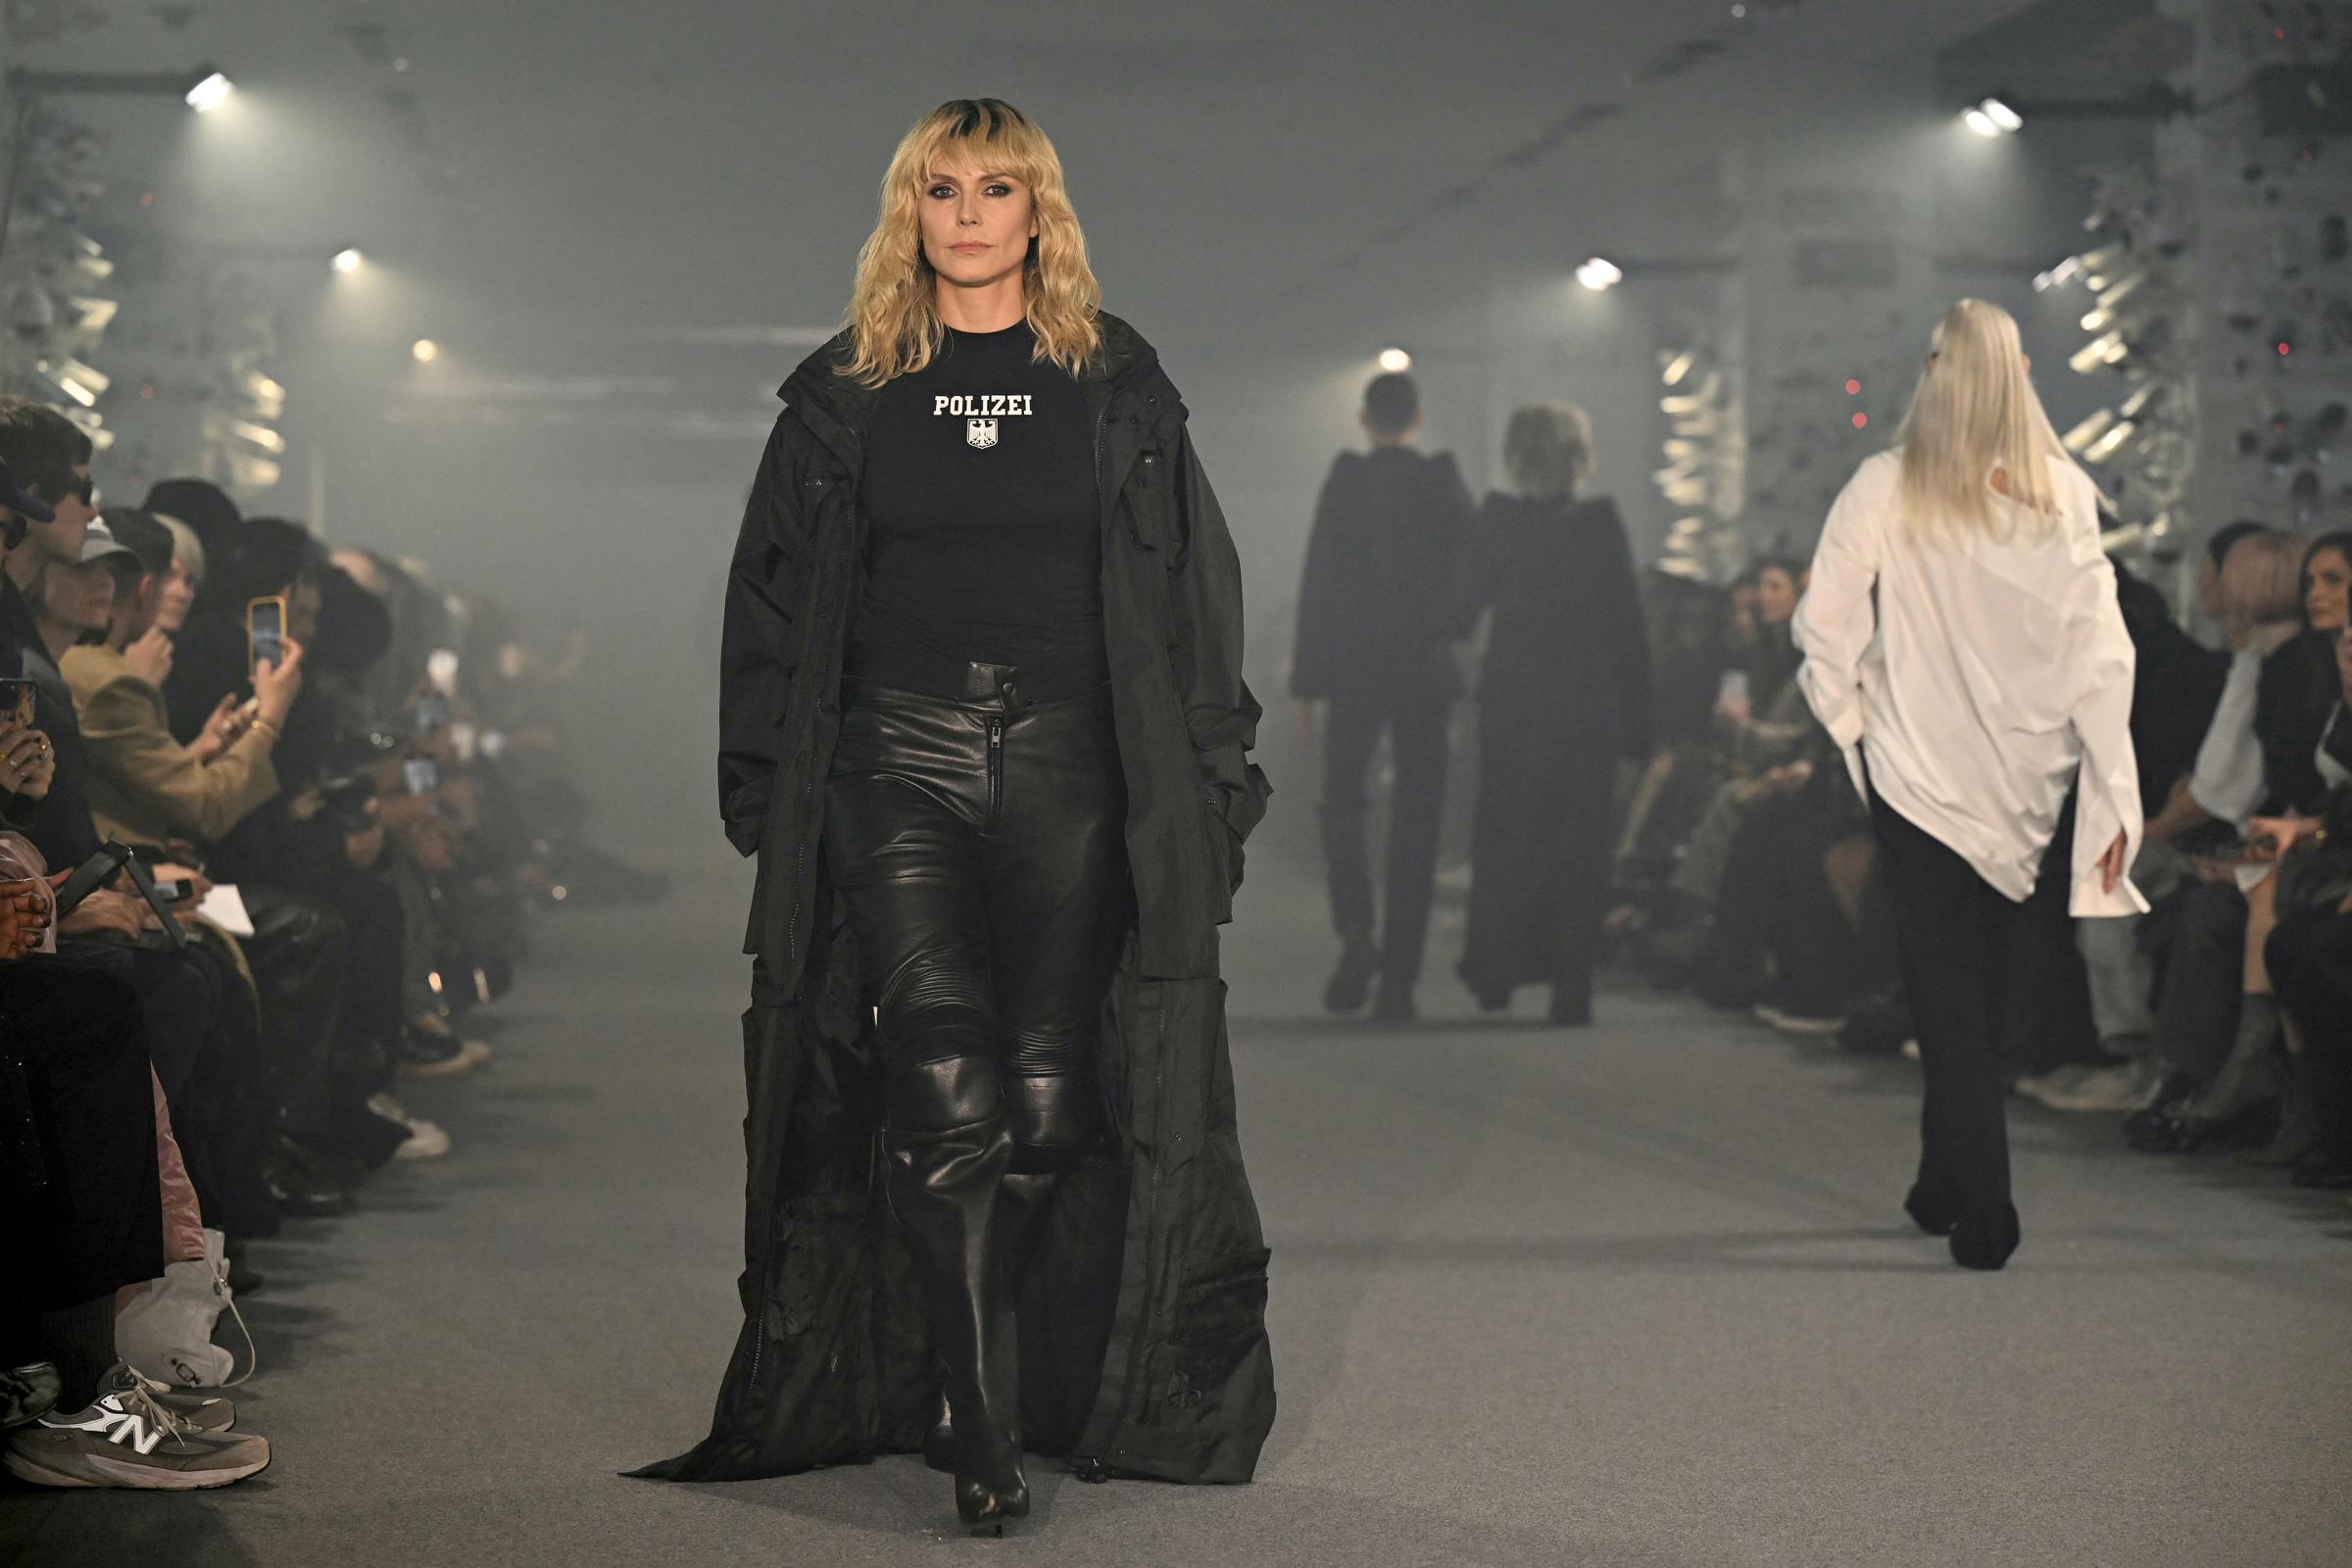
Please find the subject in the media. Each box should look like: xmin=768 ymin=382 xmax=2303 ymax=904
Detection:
xmin=883 ymin=1055 xmax=1028 ymax=1535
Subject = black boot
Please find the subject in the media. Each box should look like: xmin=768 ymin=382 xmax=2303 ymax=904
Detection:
xmin=884 ymin=1056 xmax=1028 ymax=1536
xmin=1324 ymin=937 xmax=1377 ymax=1013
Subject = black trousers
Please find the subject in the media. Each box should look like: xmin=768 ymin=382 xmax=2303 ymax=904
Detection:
xmin=1870 ymin=787 xmax=2059 ymax=1226
xmin=0 ymin=960 xmax=164 ymax=1331
xmin=1321 ymin=687 xmax=1451 ymax=989
xmin=2151 ymin=878 xmax=2249 ymax=1081
xmin=822 ymin=678 xmax=1132 ymax=1160
xmin=2267 ymin=905 xmax=2352 ymax=1162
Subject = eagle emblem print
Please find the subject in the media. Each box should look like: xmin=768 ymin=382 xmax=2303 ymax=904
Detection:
xmin=934 ymin=393 xmax=1027 ymax=451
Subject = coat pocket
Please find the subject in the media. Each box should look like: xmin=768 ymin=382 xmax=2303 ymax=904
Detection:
xmin=1159 ymin=1248 xmax=1272 ymax=1422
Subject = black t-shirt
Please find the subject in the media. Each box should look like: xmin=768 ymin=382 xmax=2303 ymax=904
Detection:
xmin=855 ymin=320 xmax=1105 ymax=684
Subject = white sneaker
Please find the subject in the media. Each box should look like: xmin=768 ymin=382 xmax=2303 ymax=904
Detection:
xmin=393 ymin=1117 xmax=451 ymax=1160
xmin=368 ymin=1094 xmax=452 ymax=1159
xmin=2015 ymin=1063 xmax=2099 ymax=1105
xmin=1754 ymin=1003 xmax=1846 ymax=1036
xmin=2037 ymin=1057 xmax=2169 ymax=1113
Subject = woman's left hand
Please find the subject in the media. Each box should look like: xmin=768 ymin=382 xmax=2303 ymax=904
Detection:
xmin=2097 ymin=830 xmax=2129 ymax=893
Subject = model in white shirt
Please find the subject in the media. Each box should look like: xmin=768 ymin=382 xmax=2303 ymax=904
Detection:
xmin=1792 ymin=299 xmax=2139 ymax=1272
xmin=1794 ymin=383 xmax=2141 ymax=914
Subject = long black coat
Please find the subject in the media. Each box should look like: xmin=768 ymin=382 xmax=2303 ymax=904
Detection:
xmin=636 ymin=314 xmax=1275 ymax=1487
xmin=1456 ymin=493 xmax=1650 ymax=992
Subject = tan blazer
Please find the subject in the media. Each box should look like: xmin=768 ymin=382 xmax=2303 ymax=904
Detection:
xmin=61 ymin=644 xmax=279 ymax=848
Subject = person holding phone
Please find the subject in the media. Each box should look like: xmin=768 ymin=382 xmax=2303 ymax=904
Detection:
xmin=647 ymin=99 xmax=1273 ymax=1532
xmin=1794 ymin=300 xmax=2141 ymax=1272
xmin=59 ymin=510 xmax=302 ymax=852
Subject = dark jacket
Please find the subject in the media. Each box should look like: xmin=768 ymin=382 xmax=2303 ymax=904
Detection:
xmin=644 ymin=314 xmax=1274 ymax=1487
xmin=2113 ymin=561 xmax=2229 ymax=814
xmin=2257 ymin=628 xmax=2341 ymax=817
xmin=1288 ymin=447 xmax=1473 ymax=699
xmin=1462 ymin=492 xmax=1651 ymax=761
xmin=0 ymin=574 xmax=101 ymax=866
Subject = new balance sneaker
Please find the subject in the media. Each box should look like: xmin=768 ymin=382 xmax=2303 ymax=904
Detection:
xmin=4 ymin=1366 xmax=268 ymax=1490
xmin=121 ymin=1365 xmax=235 ymax=1434
xmin=1 ymin=1362 xmax=61 ymax=1430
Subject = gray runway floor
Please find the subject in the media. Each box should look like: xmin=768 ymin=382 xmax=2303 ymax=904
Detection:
xmin=6 ymin=853 xmax=2350 ymax=1567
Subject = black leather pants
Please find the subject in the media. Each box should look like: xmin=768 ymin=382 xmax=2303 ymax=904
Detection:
xmin=823 ymin=675 xmax=1132 ymax=1163
xmin=823 ymin=671 xmax=1130 ymax=1509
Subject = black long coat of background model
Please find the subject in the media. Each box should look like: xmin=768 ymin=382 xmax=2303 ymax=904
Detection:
xmin=1457 ymin=491 xmax=1651 ymax=1016
xmin=635 ymin=315 xmax=1276 ymax=1487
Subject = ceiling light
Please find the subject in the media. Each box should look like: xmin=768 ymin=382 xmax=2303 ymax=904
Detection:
xmin=413 ymin=338 xmax=440 ymax=364
xmin=184 ymin=72 xmax=234 ymax=114
xmin=1576 ymin=257 xmax=1623 ymax=291
xmin=1376 ymin=347 xmax=1411 ymax=373
xmin=332 ymin=247 xmax=364 ymax=274
xmin=1981 ymin=98 xmax=2023 ymax=132
xmin=1964 ymin=107 xmax=2000 ymax=137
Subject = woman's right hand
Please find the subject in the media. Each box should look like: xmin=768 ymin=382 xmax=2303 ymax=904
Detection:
xmin=0 ymin=719 xmax=55 ymax=801
xmin=252 ymin=638 xmax=307 ymax=730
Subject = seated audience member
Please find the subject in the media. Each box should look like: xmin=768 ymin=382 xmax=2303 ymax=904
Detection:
xmin=63 ymin=508 xmax=301 ymax=850
xmin=2032 ymin=526 xmax=2242 ymax=1112
xmin=2133 ymin=530 xmax=2343 ymax=1152
xmin=2262 ymin=622 xmax=2352 ymax=1188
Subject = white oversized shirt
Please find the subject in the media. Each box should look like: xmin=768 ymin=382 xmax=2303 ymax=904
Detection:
xmin=1793 ymin=450 xmax=2145 ymax=916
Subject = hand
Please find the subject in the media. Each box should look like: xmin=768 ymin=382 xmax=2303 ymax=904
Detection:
xmin=390 ymin=811 xmax=456 ymax=875
xmin=2245 ymin=814 xmax=2317 ymax=862
xmin=0 ymin=719 xmax=55 ymax=801
xmin=147 ymin=863 xmax=214 ymax=927
xmin=1291 ymin=699 xmax=1315 ymax=747
xmin=287 ymin=786 xmax=325 ymax=822
xmin=191 ymin=693 xmax=250 ymax=764
xmin=0 ymin=877 xmax=50 ymax=959
xmin=58 ymin=887 xmax=145 ymax=941
xmin=252 ymin=637 xmax=307 ymax=729
xmin=345 ymin=816 xmax=386 ymax=871
xmin=124 ymin=623 xmax=175 ymax=688
xmin=2098 ymin=830 xmax=2130 ymax=894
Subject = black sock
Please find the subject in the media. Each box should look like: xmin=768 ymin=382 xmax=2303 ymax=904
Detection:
xmin=35 ymin=1297 xmax=116 ymax=1410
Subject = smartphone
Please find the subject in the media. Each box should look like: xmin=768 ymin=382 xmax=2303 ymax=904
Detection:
xmin=153 ymin=878 xmax=196 ymax=906
xmin=247 ymin=596 xmax=286 ymax=675
xmin=54 ymin=843 xmax=133 ymax=917
xmin=413 ymin=691 xmax=451 ymax=736
xmin=402 ymin=757 xmax=441 ymax=795
xmin=426 ymin=647 xmax=460 ymax=699
xmin=0 ymin=677 xmax=31 ymax=730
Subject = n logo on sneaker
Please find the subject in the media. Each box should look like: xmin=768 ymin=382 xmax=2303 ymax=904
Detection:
xmin=48 ymin=1399 xmax=170 ymax=1455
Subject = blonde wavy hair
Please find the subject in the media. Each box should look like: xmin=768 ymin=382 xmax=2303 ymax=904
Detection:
xmin=1502 ymin=402 xmax=1595 ymax=500
xmin=841 ymin=99 xmax=1102 ymax=387
xmin=1896 ymin=299 xmax=2074 ymax=539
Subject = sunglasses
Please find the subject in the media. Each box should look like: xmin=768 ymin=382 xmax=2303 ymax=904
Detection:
xmin=66 ymin=473 xmax=95 ymax=505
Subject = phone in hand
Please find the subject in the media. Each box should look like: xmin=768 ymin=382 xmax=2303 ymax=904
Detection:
xmin=247 ymin=596 xmax=286 ymax=675
xmin=402 ymin=757 xmax=441 ymax=796
xmin=413 ymin=691 xmax=451 ymax=736
xmin=54 ymin=843 xmax=133 ymax=917
xmin=0 ymin=677 xmax=32 ymax=729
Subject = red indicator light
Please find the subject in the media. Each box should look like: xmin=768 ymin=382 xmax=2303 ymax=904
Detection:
xmin=1852 ymin=413 xmax=1869 ymax=429
xmin=1845 ymin=379 xmax=1862 ymax=395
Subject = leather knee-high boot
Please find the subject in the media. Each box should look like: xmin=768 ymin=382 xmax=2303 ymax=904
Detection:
xmin=920 ymin=1067 xmax=1102 ymax=1475
xmin=885 ymin=1054 xmax=1027 ymax=1534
